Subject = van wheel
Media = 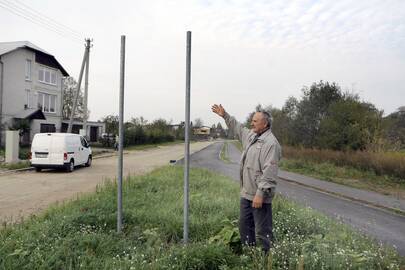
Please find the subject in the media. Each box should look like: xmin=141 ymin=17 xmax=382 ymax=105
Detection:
xmin=67 ymin=160 xmax=74 ymax=172
xmin=85 ymin=156 xmax=92 ymax=167
xmin=35 ymin=167 xmax=42 ymax=172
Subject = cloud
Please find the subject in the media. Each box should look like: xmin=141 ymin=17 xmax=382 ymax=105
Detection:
xmin=1 ymin=0 xmax=404 ymax=123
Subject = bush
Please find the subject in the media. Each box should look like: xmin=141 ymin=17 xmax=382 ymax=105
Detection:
xmin=282 ymin=146 xmax=405 ymax=179
xmin=18 ymin=147 xmax=31 ymax=160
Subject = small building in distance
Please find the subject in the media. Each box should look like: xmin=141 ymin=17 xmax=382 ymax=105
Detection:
xmin=193 ymin=126 xmax=211 ymax=140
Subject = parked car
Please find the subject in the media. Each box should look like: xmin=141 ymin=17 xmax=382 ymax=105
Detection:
xmin=30 ymin=133 xmax=92 ymax=172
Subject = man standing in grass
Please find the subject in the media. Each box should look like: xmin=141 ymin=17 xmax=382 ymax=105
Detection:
xmin=212 ymin=104 xmax=281 ymax=252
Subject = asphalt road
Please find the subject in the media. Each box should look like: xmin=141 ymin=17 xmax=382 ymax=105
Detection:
xmin=179 ymin=141 xmax=405 ymax=256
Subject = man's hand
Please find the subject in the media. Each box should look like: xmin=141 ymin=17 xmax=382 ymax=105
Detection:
xmin=211 ymin=104 xmax=226 ymax=118
xmin=252 ymin=195 xmax=263 ymax=208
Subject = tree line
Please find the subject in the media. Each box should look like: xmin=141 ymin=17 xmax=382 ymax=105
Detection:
xmin=246 ymin=81 xmax=404 ymax=152
xmin=100 ymin=116 xmax=181 ymax=147
xmin=101 ymin=116 xmax=227 ymax=147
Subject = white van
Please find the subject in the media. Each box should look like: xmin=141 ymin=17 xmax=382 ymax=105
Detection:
xmin=30 ymin=133 xmax=92 ymax=172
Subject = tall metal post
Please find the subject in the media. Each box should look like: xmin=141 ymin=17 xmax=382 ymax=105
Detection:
xmin=183 ymin=31 xmax=191 ymax=244
xmin=67 ymin=40 xmax=89 ymax=133
xmin=117 ymin=35 xmax=126 ymax=233
xmin=83 ymin=38 xmax=92 ymax=138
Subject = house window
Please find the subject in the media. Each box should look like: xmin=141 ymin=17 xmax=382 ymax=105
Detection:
xmin=50 ymin=95 xmax=55 ymax=112
xmin=39 ymin=69 xmax=44 ymax=81
xmin=51 ymin=72 xmax=56 ymax=85
xmin=25 ymin=60 xmax=31 ymax=80
xmin=25 ymin=89 xmax=31 ymax=109
xmin=40 ymin=124 xmax=56 ymax=133
xmin=37 ymin=92 xmax=57 ymax=113
xmin=38 ymin=92 xmax=43 ymax=110
xmin=38 ymin=67 xmax=57 ymax=86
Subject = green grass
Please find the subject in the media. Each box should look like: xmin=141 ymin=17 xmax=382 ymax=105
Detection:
xmin=0 ymin=167 xmax=403 ymax=269
xmin=280 ymin=158 xmax=405 ymax=199
xmin=0 ymin=161 xmax=31 ymax=170
xmin=124 ymin=140 xmax=184 ymax=151
xmin=231 ymin=140 xmax=243 ymax=152
xmin=220 ymin=142 xmax=231 ymax=163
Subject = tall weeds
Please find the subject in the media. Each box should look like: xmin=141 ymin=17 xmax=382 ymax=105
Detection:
xmin=283 ymin=146 xmax=405 ymax=179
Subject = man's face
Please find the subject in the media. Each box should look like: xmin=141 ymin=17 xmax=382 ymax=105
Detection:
xmin=251 ymin=112 xmax=268 ymax=134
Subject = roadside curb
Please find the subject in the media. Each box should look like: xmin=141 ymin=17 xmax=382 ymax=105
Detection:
xmin=279 ymin=176 xmax=405 ymax=217
xmin=0 ymin=166 xmax=35 ymax=175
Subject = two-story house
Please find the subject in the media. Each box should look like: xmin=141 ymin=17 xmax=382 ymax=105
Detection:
xmin=0 ymin=41 xmax=69 ymax=145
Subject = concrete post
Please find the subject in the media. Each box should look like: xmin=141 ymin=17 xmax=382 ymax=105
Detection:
xmin=5 ymin=130 xmax=19 ymax=163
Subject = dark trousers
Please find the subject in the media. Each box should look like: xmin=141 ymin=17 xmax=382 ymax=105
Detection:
xmin=239 ymin=197 xmax=273 ymax=252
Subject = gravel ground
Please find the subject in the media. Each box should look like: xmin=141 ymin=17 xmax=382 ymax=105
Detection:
xmin=0 ymin=141 xmax=213 ymax=224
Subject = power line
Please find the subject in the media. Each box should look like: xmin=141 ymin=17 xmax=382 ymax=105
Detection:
xmin=0 ymin=0 xmax=83 ymax=40
xmin=0 ymin=0 xmax=83 ymax=44
xmin=0 ymin=0 xmax=83 ymax=42
xmin=13 ymin=0 xmax=83 ymax=39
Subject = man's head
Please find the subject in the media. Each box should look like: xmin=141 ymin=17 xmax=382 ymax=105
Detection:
xmin=251 ymin=111 xmax=271 ymax=134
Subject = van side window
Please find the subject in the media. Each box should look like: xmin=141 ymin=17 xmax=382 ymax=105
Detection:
xmin=80 ymin=137 xmax=87 ymax=147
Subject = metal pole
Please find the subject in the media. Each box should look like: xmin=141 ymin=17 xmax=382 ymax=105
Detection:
xmin=83 ymin=38 xmax=91 ymax=138
xmin=183 ymin=31 xmax=191 ymax=244
xmin=117 ymin=35 xmax=126 ymax=233
xmin=67 ymin=42 xmax=88 ymax=133
xmin=0 ymin=58 xmax=4 ymax=146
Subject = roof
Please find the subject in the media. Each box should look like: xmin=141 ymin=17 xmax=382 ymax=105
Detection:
xmin=0 ymin=41 xmax=69 ymax=76
xmin=14 ymin=108 xmax=46 ymax=120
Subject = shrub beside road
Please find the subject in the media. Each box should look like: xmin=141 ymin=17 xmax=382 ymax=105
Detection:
xmin=0 ymin=166 xmax=402 ymax=269
xmin=282 ymin=146 xmax=405 ymax=180
xmin=281 ymin=146 xmax=405 ymax=198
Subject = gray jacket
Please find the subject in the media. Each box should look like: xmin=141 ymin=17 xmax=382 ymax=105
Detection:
xmin=224 ymin=112 xmax=281 ymax=203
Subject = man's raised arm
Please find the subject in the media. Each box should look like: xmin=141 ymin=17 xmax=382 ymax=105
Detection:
xmin=211 ymin=104 xmax=250 ymax=147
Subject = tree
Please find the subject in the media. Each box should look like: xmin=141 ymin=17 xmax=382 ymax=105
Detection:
xmin=317 ymin=97 xmax=382 ymax=151
xmin=292 ymin=81 xmax=344 ymax=147
xmin=102 ymin=115 xmax=119 ymax=135
xmin=382 ymin=107 xmax=405 ymax=149
xmin=62 ymin=77 xmax=88 ymax=120
xmin=147 ymin=119 xmax=174 ymax=143
xmin=130 ymin=116 xmax=148 ymax=127
xmin=194 ymin=118 xmax=204 ymax=128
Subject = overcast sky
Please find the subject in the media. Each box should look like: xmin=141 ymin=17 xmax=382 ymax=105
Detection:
xmin=1 ymin=0 xmax=405 ymax=126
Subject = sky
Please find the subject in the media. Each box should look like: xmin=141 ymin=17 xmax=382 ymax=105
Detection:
xmin=1 ymin=0 xmax=405 ymax=126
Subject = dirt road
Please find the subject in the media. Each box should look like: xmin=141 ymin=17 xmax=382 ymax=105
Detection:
xmin=0 ymin=141 xmax=213 ymax=224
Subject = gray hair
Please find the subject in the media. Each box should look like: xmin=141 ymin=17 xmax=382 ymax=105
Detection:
xmin=256 ymin=110 xmax=272 ymax=129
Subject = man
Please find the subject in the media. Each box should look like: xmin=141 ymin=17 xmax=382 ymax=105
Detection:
xmin=211 ymin=104 xmax=281 ymax=252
